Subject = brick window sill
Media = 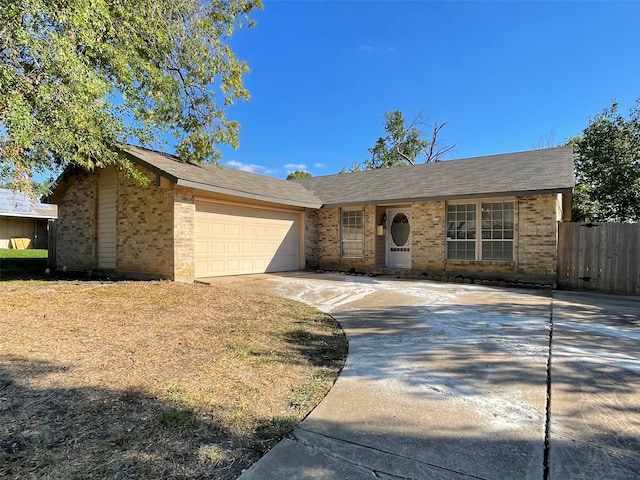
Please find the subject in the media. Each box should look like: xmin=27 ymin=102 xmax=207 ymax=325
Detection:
xmin=446 ymin=260 xmax=515 ymax=267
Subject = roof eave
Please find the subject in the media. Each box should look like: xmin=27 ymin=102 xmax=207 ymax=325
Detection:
xmin=0 ymin=211 xmax=58 ymax=219
xmin=123 ymin=149 xmax=322 ymax=209
xmin=176 ymin=179 xmax=323 ymax=209
xmin=320 ymin=187 xmax=574 ymax=209
xmin=121 ymin=149 xmax=180 ymax=184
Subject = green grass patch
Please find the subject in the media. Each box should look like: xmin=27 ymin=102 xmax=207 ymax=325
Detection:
xmin=0 ymin=249 xmax=48 ymax=280
xmin=0 ymin=248 xmax=48 ymax=259
xmin=158 ymin=407 xmax=200 ymax=430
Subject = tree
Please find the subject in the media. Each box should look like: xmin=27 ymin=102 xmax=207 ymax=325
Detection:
xmin=532 ymin=130 xmax=557 ymax=149
xmin=571 ymin=100 xmax=640 ymax=222
xmin=350 ymin=110 xmax=454 ymax=171
xmin=0 ymin=0 xmax=261 ymax=194
xmin=286 ymin=170 xmax=311 ymax=180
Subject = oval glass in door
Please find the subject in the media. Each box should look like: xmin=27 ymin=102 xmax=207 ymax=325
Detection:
xmin=391 ymin=213 xmax=410 ymax=246
xmin=386 ymin=209 xmax=411 ymax=268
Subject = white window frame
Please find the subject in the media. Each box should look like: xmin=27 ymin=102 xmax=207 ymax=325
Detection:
xmin=446 ymin=200 xmax=515 ymax=262
xmin=341 ymin=208 xmax=364 ymax=258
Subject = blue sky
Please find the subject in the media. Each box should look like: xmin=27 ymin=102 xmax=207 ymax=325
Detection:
xmin=204 ymin=0 xmax=638 ymax=178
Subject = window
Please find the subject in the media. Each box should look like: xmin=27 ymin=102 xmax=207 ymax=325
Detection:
xmin=481 ymin=201 xmax=514 ymax=261
xmin=446 ymin=201 xmax=514 ymax=261
xmin=446 ymin=203 xmax=476 ymax=260
xmin=341 ymin=209 xmax=363 ymax=257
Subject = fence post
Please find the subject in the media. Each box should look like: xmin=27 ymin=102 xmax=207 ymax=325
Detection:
xmin=47 ymin=219 xmax=57 ymax=269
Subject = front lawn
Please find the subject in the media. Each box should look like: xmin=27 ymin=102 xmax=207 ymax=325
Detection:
xmin=0 ymin=281 xmax=347 ymax=479
xmin=0 ymin=249 xmax=48 ymax=280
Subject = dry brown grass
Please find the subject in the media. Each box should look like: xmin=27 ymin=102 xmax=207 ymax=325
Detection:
xmin=0 ymin=280 xmax=347 ymax=479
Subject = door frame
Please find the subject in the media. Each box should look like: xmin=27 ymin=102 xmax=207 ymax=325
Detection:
xmin=385 ymin=207 xmax=412 ymax=268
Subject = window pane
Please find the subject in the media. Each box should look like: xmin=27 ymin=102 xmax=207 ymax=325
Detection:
xmin=482 ymin=240 xmax=513 ymax=261
xmin=480 ymin=201 xmax=514 ymax=261
xmin=341 ymin=210 xmax=363 ymax=257
xmin=446 ymin=203 xmax=477 ymax=260
xmin=447 ymin=240 xmax=475 ymax=260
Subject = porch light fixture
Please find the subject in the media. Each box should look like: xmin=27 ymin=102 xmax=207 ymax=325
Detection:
xmin=377 ymin=213 xmax=387 ymax=236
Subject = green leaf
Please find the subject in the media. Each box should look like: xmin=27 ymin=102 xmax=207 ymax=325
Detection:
xmin=0 ymin=0 xmax=263 ymax=194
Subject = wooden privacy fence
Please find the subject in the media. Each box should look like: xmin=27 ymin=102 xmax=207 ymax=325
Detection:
xmin=47 ymin=219 xmax=57 ymax=269
xmin=557 ymin=222 xmax=640 ymax=295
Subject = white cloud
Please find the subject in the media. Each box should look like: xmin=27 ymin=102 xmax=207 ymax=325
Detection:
xmin=283 ymin=163 xmax=307 ymax=173
xmin=225 ymin=160 xmax=273 ymax=174
xmin=314 ymin=163 xmax=325 ymax=168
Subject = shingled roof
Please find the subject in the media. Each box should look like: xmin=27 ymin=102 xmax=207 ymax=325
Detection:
xmin=293 ymin=147 xmax=575 ymax=208
xmin=124 ymin=146 xmax=323 ymax=209
xmin=0 ymin=189 xmax=58 ymax=219
xmin=118 ymin=146 xmax=574 ymax=209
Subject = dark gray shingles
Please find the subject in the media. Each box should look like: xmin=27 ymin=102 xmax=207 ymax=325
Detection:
xmin=124 ymin=146 xmax=322 ymax=208
xmin=125 ymin=146 xmax=574 ymax=209
xmin=294 ymin=147 xmax=575 ymax=207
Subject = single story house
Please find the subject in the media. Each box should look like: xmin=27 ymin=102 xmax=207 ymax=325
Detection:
xmin=50 ymin=145 xmax=574 ymax=283
xmin=0 ymin=188 xmax=58 ymax=249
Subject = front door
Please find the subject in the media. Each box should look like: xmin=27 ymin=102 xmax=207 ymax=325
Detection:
xmin=386 ymin=208 xmax=411 ymax=268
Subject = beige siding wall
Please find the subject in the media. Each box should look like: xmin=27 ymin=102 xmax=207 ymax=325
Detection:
xmin=56 ymin=173 xmax=98 ymax=269
xmin=0 ymin=217 xmax=37 ymax=249
xmin=314 ymin=194 xmax=560 ymax=280
xmin=97 ymin=167 xmax=117 ymax=269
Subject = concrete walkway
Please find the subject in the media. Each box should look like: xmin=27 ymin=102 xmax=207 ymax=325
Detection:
xmin=203 ymin=273 xmax=640 ymax=480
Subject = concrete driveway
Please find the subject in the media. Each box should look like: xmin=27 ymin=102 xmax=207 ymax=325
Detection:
xmin=203 ymin=272 xmax=640 ymax=480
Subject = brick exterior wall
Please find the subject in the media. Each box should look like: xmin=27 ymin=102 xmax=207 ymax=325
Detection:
xmin=316 ymin=208 xmax=340 ymax=270
xmin=56 ymin=165 xmax=561 ymax=283
xmin=411 ymin=201 xmax=446 ymax=271
xmin=116 ymin=169 xmax=175 ymax=278
xmin=517 ymin=194 xmax=559 ymax=278
xmin=304 ymin=208 xmax=319 ymax=268
xmin=315 ymin=205 xmax=376 ymax=271
xmin=55 ymin=166 xmax=197 ymax=281
xmin=55 ymin=172 xmax=97 ymax=270
xmin=173 ymin=189 xmax=196 ymax=282
xmin=313 ymin=194 xmax=561 ymax=281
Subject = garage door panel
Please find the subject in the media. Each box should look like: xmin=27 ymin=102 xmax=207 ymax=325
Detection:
xmin=195 ymin=201 xmax=300 ymax=277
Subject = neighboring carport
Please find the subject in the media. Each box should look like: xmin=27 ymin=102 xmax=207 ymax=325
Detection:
xmin=0 ymin=188 xmax=58 ymax=250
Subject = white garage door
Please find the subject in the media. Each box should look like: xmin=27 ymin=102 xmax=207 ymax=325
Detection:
xmin=195 ymin=200 xmax=301 ymax=277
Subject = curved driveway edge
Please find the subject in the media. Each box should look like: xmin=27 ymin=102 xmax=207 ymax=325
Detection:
xmin=202 ymin=272 xmax=639 ymax=480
